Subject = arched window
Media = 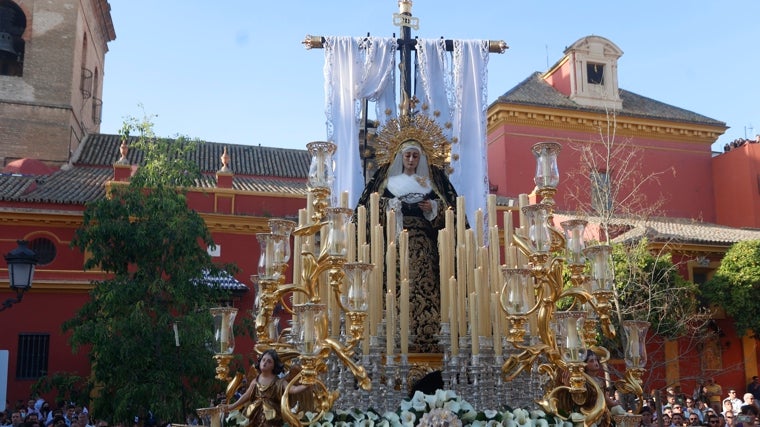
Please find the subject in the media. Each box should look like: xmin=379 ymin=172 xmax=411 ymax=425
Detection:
xmin=0 ymin=0 xmax=26 ymax=77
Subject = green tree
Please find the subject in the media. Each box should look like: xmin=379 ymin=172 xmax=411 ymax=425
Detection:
xmin=64 ymin=115 xmax=230 ymax=424
xmin=612 ymin=239 xmax=705 ymax=340
xmin=702 ymin=240 xmax=760 ymax=336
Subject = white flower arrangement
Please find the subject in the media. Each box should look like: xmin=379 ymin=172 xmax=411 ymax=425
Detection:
xmin=288 ymin=390 xmax=560 ymax=427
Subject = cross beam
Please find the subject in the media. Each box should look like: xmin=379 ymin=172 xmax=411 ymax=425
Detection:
xmin=303 ymin=1 xmax=508 ymax=104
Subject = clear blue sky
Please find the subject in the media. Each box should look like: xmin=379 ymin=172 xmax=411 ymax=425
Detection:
xmin=101 ymin=1 xmax=759 ymax=153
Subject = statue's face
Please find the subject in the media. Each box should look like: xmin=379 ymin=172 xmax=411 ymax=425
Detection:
xmin=402 ymin=148 xmax=420 ymax=174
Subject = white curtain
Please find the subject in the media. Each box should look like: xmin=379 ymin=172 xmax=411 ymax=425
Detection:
xmin=415 ymin=39 xmax=490 ymax=226
xmin=324 ymin=36 xmax=397 ymax=208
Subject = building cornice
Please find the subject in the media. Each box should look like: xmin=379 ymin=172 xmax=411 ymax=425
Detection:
xmin=487 ymin=104 xmax=726 ymax=145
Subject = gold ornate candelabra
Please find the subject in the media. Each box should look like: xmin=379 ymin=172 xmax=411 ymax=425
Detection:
xmin=250 ymin=141 xmax=373 ymax=427
xmin=499 ymin=142 xmax=649 ymax=426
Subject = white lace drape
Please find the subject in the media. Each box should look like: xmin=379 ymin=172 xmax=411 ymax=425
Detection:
xmin=324 ymin=36 xmax=397 ymax=207
xmin=415 ymin=39 xmax=490 ymax=227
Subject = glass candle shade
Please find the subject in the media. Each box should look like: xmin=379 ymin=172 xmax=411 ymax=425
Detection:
xmin=522 ymin=204 xmax=552 ymax=253
xmin=555 ymin=311 xmax=587 ymax=363
xmin=532 ymin=141 xmax=561 ymax=189
xmin=500 ymin=267 xmax=533 ymax=315
xmin=342 ymin=262 xmax=373 ymax=312
xmin=251 ymin=275 xmax=262 ymax=312
xmin=257 ymin=233 xmax=286 ymax=280
xmin=210 ymin=307 xmax=237 ymax=354
xmin=561 ymin=219 xmax=587 ymax=266
xmin=583 ymin=245 xmax=614 ymax=292
xmin=307 ymin=141 xmax=336 ymax=189
xmin=268 ymin=219 xmax=296 ymax=263
xmin=622 ymin=320 xmax=650 ymax=369
xmin=325 ymin=207 xmax=352 ymax=257
xmin=295 ymin=303 xmax=326 ymax=356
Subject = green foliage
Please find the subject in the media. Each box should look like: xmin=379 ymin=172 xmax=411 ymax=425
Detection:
xmin=612 ymin=239 xmax=702 ymax=340
xmin=65 ymin=115 xmax=230 ymax=424
xmin=702 ymin=240 xmax=760 ymax=336
xmin=31 ymin=373 xmax=91 ymax=407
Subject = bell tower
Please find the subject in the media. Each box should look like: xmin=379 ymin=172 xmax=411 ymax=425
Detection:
xmin=0 ymin=0 xmax=115 ymax=168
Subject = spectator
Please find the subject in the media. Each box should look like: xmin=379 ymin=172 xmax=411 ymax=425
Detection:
xmin=687 ymin=413 xmax=701 ymax=426
xmin=672 ymin=412 xmax=686 ymax=427
xmin=685 ymin=397 xmax=704 ymax=423
xmin=11 ymin=412 xmax=23 ymax=427
xmin=640 ymin=406 xmax=654 ymax=427
xmin=706 ymin=378 xmax=724 ymax=413
xmin=726 ymin=390 xmax=744 ymax=414
xmin=725 ymin=411 xmax=736 ymax=427
xmin=748 ymin=377 xmax=760 ymax=403
xmin=708 ymin=414 xmax=721 ymax=427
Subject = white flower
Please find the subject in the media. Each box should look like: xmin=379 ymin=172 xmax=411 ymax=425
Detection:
xmin=423 ymin=392 xmax=440 ymax=409
xmin=366 ymin=411 xmax=379 ymax=421
xmin=375 ymin=420 xmax=390 ymax=427
xmin=460 ymin=401 xmax=476 ymax=413
xmin=486 ymin=421 xmax=504 ymax=427
xmin=461 ymin=409 xmax=478 ymax=422
xmin=514 ymin=409 xmax=532 ymax=427
xmin=323 ymin=411 xmax=334 ymax=422
xmin=484 ymin=410 xmax=499 ymax=420
xmin=436 ymin=389 xmax=458 ymax=402
xmin=530 ymin=410 xmax=546 ymax=419
xmin=503 ymin=419 xmax=518 ymax=427
xmin=399 ymin=410 xmax=417 ymax=426
xmin=502 ymin=411 xmax=516 ymax=421
xmin=443 ymin=399 xmax=462 ymax=414
xmin=224 ymin=410 xmax=247 ymax=427
xmin=535 ymin=418 xmax=549 ymax=427
xmin=471 ymin=421 xmax=488 ymax=427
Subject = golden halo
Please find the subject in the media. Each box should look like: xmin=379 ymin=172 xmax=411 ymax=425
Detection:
xmin=374 ymin=112 xmax=452 ymax=169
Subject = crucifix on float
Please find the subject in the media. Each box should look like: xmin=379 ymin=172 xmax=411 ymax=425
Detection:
xmin=302 ymin=0 xmax=508 ymax=218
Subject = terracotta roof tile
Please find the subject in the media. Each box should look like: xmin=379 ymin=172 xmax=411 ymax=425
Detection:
xmin=74 ymin=134 xmax=311 ymax=178
xmin=492 ymin=72 xmax=726 ymax=127
xmin=594 ymin=216 xmax=760 ymax=246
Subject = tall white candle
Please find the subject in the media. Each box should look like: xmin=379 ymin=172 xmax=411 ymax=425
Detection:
xmin=449 ymin=276 xmax=459 ymax=355
xmin=399 ymin=230 xmax=409 ymax=282
xmin=629 ymin=325 xmax=640 ymax=361
xmin=220 ymin=311 xmax=230 ymax=350
xmin=370 ymin=193 xmax=380 ymax=227
xmin=456 ymin=196 xmax=466 ymax=246
xmin=357 ymin=205 xmax=367 ymax=257
xmin=487 ymin=194 xmax=497 ymax=229
xmin=439 ymin=230 xmax=448 ymax=324
xmin=492 ymin=296 xmax=502 ymax=356
xmin=470 ymin=292 xmax=479 ymax=355
xmin=304 ymin=311 xmax=314 ymax=353
xmin=385 ymin=209 xmax=398 ymax=246
xmin=386 ymin=291 xmax=395 ymax=355
xmin=340 ymin=191 xmax=349 ymax=209
xmin=400 ymin=279 xmax=410 ymax=354
xmin=347 ymin=222 xmax=356 ymax=262
xmin=475 ymin=209 xmax=484 ymax=247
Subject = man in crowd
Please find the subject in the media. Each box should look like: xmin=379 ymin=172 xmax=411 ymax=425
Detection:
xmin=726 ymin=390 xmax=744 ymax=414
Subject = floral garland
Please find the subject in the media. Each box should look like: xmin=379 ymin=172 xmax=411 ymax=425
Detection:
xmin=289 ymin=389 xmax=564 ymax=427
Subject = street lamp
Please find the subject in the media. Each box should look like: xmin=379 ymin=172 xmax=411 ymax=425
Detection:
xmin=2 ymin=240 xmax=38 ymax=312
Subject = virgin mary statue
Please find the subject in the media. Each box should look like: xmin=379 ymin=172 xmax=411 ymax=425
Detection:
xmin=354 ymin=112 xmax=463 ymax=353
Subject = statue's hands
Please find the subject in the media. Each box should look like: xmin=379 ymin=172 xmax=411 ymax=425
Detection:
xmin=387 ymin=197 xmax=401 ymax=212
xmin=418 ymin=200 xmax=432 ymax=213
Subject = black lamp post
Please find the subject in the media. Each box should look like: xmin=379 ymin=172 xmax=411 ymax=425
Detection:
xmin=2 ymin=240 xmax=38 ymax=312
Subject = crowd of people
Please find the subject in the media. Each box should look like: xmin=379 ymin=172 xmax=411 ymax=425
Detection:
xmin=616 ymin=376 xmax=760 ymax=427
xmin=723 ymin=135 xmax=760 ymax=152
xmin=0 ymin=399 xmax=109 ymax=427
